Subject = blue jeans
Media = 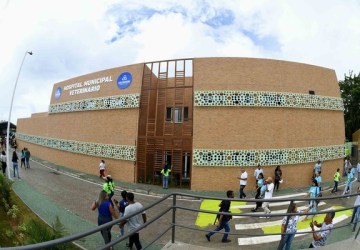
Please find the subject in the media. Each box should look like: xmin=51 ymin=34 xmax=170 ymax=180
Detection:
xmin=278 ymin=233 xmax=296 ymax=250
xmin=25 ymin=158 xmax=30 ymax=168
xmin=343 ymin=182 xmax=352 ymax=195
xmin=98 ymin=215 xmax=112 ymax=244
xmin=206 ymin=220 xmax=230 ymax=241
xmin=13 ymin=162 xmax=19 ymax=178
xmin=119 ymin=212 xmax=125 ymax=236
xmin=163 ymin=176 xmax=169 ymax=188
xmin=351 ymin=207 xmax=360 ymax=231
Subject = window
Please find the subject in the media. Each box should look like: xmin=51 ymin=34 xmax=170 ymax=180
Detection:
xmin=183 ymin=107 xmax=188 ymax=121
xmin=173 ymin=107 xmax=182 ymax=123
xmin=166 ymin=107 xmax=172 ymax=121
xmin=165 ymin=107 xmax=189 ymax=123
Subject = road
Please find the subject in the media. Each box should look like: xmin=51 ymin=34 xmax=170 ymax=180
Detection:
xmin=11 ymin=156 xmax=360 ymax=250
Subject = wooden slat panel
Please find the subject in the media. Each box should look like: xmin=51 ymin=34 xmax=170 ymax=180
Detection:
xmin=138 ymin=60 xmax=194 ymax=188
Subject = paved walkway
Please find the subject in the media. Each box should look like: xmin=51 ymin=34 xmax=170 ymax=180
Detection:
xmin=8 ymin=154 xmax=360 ymax=249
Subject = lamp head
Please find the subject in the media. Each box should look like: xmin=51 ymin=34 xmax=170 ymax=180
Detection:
xmin=27 ymin=51 xmax=33 ymax=55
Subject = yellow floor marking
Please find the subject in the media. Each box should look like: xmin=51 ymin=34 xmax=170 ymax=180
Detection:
xmin=196 ymin=199 xmax=245 ymax=227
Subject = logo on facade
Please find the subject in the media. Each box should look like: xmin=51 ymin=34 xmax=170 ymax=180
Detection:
xmin=117 ymin=72 xmax=132 ymax=89
xmin=54 ymin=87 xmax=62 ymax=100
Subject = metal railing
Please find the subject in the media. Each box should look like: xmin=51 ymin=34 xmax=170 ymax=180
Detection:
xmin=2 ymin=192 xmax=360 ymax=250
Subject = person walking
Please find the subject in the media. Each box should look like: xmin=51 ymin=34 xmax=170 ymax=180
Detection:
xmin=237 ymin=168 xmax=248 ymax=198
xmin=314 ymin=160 xmax=321 ymax=177
xmin=20 ymin=149 xmax=26 ymax=168
xmin=12 ymin=151 xmax=20 ymax=179
xmin=99 ymin=160 xmax=106 ymax=179
xmin=262 ymin=177 xmax=274 ymax=215
xmin=357 ymin=160 xmax=360 ymax=182
xmin=252 ymin=173 xmax=264 ymax=212
xmin=274 ymin=165 xmax=282 ymax=191
xmin=103 ymin=175 xmax=115 ymax=206
xmin=350 ymin=187 xmax=360 ymax=232
xmin=342 ymin=168 xmax=354 ymax=195
xmin=160 ymin=161 xmax=171 ymax=189
xmin=254 ymin=164 xmax=263 ymax=183
xmin=91 ymin=190 xmax=119 ymax=248
xmin=308 ymin=212 xmax=334 ymax=248
xmin=343 ymin=157 xmax=351 ymax=177
xmin=205 ymin=190 xmax=234 ymax=243
xmin=303 ymin=179 xmax=320 ymax=221
xmin=24 ymin=148 xmax=31 ymax=168
xmin=119 ymin=192 xmax=147 ymax=250
xmin=1 ymin=150 xmax=7 ymax=175
xmin=278 ymin=203 xmax=310 ymax=250
xmin=114 ymin=190 xmax=128 ymax=237
xmin=314 ymin=172 xmax=322 ymax=191
xmin=331 ymin=168 xmax=340 ymax=193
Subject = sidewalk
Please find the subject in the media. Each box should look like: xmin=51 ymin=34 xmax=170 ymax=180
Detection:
xmin=9 ymin=155 xmax=360 ymax=249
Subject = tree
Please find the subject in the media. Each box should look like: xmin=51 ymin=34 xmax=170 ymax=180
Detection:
xmin=339 ymin=72 xmax=360 ymax=141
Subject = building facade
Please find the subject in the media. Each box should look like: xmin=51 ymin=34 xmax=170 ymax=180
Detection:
xmin=16 ymin=57 xmax=345 ymax=191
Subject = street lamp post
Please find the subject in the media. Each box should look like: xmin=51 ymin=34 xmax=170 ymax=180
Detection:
xmin=6 ymin=51 xmax=33 ymax=180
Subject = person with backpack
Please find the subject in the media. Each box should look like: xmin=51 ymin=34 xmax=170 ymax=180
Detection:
xmin=205 ymin=190 xmax=234 ymax=243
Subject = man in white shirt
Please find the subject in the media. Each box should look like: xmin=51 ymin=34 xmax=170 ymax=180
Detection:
xmin=357 ymin=160 xmax=360 ymax=182
xmin=262 ymin=177 xmax=274 ymax=214
xmin=237 ymin=168 xmax=248 ymax=198
xmin=254 ymin=164 xmax=263 ymax=182
xmin=119 ymin=192 xmax=147 ymax=250
xmin=309 ymin=212 xmax=334 ymax=248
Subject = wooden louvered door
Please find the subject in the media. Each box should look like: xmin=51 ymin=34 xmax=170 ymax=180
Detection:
xmin=136 ymin=59 xmax=193 ymax=188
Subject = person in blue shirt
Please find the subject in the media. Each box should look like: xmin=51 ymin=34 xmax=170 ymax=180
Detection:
xmin=114 ymin=190 xmax=129 ymax=237
xmin=343 ymin=168 xmax=354 ymax=195
xmin=303 ymin=179 xmax=320 ymax=221
xmin=314 ymin=172 xmax=322 ymax=191
xmin=91 ymin=190 xmax=118 ymax=246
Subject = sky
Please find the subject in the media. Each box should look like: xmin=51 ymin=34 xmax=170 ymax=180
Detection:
xmin=1 ymin=0 xmax=360 ymax=124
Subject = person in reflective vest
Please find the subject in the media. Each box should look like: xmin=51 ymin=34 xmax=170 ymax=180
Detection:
xmin=103 ymin=175 xmax=115 ymax=207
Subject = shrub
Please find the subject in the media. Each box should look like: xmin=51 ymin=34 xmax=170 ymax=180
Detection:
xmin=25 ymin=216 xmax=71 ymax=249
xmin=0 ymin=174 xmax=12 ymax=209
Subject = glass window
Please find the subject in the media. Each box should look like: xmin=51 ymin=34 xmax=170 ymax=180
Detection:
xmin=173 ymin=107 xmax=182 ymax=123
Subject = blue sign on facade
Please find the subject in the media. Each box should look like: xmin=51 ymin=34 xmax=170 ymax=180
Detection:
xmin=117 ymin=72 xmax=132 ymax=89
xmin=54 ymin=87 xmax=62 ymax=100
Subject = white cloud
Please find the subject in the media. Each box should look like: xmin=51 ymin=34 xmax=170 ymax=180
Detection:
xmin=1 ymin=0 xmax=360 ymax=124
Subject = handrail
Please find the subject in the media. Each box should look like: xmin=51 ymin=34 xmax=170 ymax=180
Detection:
xmin=2 ymin=192 xmax=359 ymax=250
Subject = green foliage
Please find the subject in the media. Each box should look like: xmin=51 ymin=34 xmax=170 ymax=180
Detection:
xmin=0 ymin=174 xmax=12 ymax=209
xmin=25 ymin=219 xmax=55 ymax=244
xmin=339 ymin=72 xmax=360 ymax=140
xmin=52 ymin=216 xmax=68 ymax=239
xmin=7 ymin=204 xmax=20 ymax=220
xmin=25 ymin=216 xmax=71 ymax=249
